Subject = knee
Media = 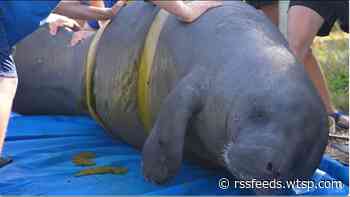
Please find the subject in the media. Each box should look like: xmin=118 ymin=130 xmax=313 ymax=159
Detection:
xmin=11 ymin=77 xmax=18 ymax=88
xmin=9 ymin=77 xmax=18 ymax=95
xmin=0 ymin=77 xmax=18 ymax=98
xmin=288 ymin=38 xmax=311 ymax=62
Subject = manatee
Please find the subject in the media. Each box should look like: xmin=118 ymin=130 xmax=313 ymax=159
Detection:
xmin=13 ymin=1 xmax=328 ymax=193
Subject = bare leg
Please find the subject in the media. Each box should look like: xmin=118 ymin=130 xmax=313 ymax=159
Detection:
xmin=260 ymin=3 xmax=279 ymax=26
xmin=304 ymin=50 xmax=349 ymax=127
xmin=0 ymin=77 xmax=18 ymax=155
xmin=288 ymin=5 xmax=348 ymax=127
xmin=287 ymin=6 xmax=324 ymax=59
xmin=303 ymin=50 xmax=335 ymax=113
xmin=152 ymin=1 xmax=222 ymax=23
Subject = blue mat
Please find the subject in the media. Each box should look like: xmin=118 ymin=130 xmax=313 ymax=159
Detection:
xmin=0 ymin=114 xmax=348 ymax=195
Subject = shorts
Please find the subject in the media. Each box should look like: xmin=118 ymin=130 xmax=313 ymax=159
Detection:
xmin=289 ymin=0 xmax=349 ymax=36
xmin=0 ymin=10 xmax=17 ymax=78
xmin=245 ymin=0 xmax=278 ymax=9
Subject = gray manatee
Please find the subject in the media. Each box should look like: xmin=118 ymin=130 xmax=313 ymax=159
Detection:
xmin=13 ymin=1 xmax=328 ymax=193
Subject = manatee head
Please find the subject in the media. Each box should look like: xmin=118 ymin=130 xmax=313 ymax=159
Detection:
xmin=216 ymin=62 xmax=329 ymax=187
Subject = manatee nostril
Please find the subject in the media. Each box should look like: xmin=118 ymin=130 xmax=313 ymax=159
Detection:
xmin=266 ymin=162 xmax=273 ymax=172
xmin=275 ymin=171 xmax=281 ymax=177
xmin=266 ymin=162 xmax=281 ymax=177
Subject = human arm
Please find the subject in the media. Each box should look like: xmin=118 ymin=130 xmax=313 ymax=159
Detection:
xmin=151 ymin=1 xmax=221 ymax=23
xmin=53 ymin=0 xmax=126 ymax=20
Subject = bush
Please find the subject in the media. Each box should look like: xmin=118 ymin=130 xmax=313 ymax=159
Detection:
xmin=311 ymin=24 xmax=349 ymax=113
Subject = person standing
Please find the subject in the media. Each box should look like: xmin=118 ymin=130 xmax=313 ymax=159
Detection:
xmin=0 ymin=0 xmax=126 ymax=167
xmin=287 ymin=1 xmax=349 ymax=129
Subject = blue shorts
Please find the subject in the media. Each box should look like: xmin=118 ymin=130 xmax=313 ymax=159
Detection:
xmin=0 ymin=16 xmax=17 ymax=78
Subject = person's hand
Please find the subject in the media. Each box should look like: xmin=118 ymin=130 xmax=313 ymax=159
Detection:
xmin=110 ymin=0 xmax=128 ymax=16
xmin=96 ymin=0 xmax=126 ymax=27
xmin=152 ymin=0 xmax=222 ymax=23
xmin=183 ymin=1 xmax=222 ymax=23
xmin=49 ymin=16 xmax=81 ymax=36
xmin=70 ymin=30 xmax=95 ymax=46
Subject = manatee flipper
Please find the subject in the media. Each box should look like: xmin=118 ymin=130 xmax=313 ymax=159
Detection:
xmin=142 ymin=76 xmax=202 ymax=184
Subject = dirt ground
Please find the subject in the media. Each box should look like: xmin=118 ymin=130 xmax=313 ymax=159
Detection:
xmin=326 ymin=119 xmax=349 ymax=165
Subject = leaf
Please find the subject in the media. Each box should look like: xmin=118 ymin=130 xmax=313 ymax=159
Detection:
xmin=72 ymin=152 xmax=96 ymax=166
xmin=75 ymin=166 xmax=128 ymax=177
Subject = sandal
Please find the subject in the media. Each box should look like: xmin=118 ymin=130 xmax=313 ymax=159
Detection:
xmin=0 ymin=156 xmax=13 ymax=168
xmin=329 ymin=111 xmax=349 ymax=130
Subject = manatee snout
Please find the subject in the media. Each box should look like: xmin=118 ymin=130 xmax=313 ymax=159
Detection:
xmin=223 ymin=131 xmax=290 ymax=181
xmin=225 ymin=142 xmax=293 ymax=194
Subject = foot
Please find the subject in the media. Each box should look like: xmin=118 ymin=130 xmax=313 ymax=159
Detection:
xmin=181 ymin=1 xmax=222 ymax=23
xmin=329 ymin=111 xmax=349 ymax=129
xmin=0 ymin=156 xmax=12 ymax=168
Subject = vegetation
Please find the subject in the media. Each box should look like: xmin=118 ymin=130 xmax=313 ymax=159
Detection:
xmin=72 ymin=152 xmax=129 ymax=176
xmin=72 ymin=152 xmax=96 ymax=166
xmin=312 ymin=24 xmax=349 ymax=113
xmin=75 ymin=166 xmax=128 ymax=177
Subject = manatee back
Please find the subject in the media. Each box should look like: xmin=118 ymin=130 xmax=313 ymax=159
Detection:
xmin=93 ymin=3 xmax=159 ymax=147
xmin=147 ymin=1 xmax=289 ymax=124
xmin=13 ymin=25 xmax=91 ymax=115
xmin=12 ymin=2 xmax=161 ymax=147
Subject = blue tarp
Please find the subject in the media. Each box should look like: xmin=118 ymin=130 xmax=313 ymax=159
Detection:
xmin=0 ymin=114 xmax=348 ymax=195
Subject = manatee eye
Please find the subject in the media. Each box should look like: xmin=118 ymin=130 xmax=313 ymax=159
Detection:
xmin=248 ymin=107 xmax=270 ymax=124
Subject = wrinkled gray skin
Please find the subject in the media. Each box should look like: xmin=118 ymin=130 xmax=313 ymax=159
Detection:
xmin=141 ymin=1 xmax=328 ymax=191
xmin=13 ymin=2 xmax=328 ymax=193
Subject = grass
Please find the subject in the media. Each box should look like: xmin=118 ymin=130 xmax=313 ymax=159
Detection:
xmin=312 ymin=24 xmax=349 ymax=113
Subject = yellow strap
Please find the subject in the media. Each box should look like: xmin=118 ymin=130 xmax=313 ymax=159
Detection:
xmin=84 ymin=20 xmax=111 ymax=130
xmin=137 ymin=10 xmax=170 ymax=132
xmin=84 ymin=1 xmax=134 ymax=130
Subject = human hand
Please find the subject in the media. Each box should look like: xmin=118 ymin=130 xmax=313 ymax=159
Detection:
xmin=70 ymin=30 xmax=95 ymax=47
xmin=183 ymin=1 xmax=222 ymax=23
xmin=110 ymin=0 xmax=128 ymax=16
xmin=49 ymin=16 xmax=81 ymax=36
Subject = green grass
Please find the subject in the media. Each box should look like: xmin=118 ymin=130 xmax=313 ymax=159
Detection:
xmin=312 ymin=25 xmax=349 ymax=113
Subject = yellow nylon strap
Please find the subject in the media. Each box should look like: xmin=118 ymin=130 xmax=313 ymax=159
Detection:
xmin=137 ymin=10 xmax=170 ymax=132
xmin=84 ymin=20 xmax=111 ymax=130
